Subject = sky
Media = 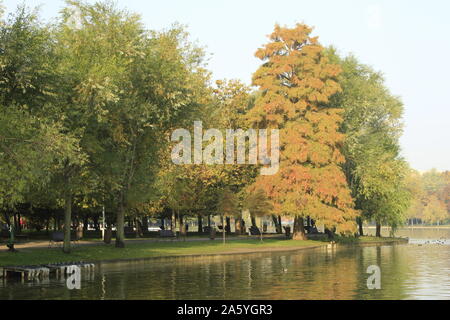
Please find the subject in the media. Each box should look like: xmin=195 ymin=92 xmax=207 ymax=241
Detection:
xmin=3 ymin=0 xmax=450 ymax=172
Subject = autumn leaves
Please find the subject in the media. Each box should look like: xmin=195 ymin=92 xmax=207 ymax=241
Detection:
xmin=247 ymin=24 xmax=358 ymax=238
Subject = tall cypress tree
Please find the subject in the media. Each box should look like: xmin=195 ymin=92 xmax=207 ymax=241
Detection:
xmin=248 ymin=24 xmax=357 ymax=239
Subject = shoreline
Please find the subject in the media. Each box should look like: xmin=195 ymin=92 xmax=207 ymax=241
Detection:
xmin=86 ymin=238 xmax=410 ymax=265
xmin=0 ymin=237 xmax=408 ymax=272
xmin=95 ymin=244 xmax=328 ymax=265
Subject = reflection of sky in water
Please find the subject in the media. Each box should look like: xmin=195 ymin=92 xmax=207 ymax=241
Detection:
xmin=401 ymin=243 xmax=450 ymax=300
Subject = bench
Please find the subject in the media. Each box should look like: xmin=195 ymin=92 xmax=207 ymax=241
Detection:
xmin=249 ymin=226 xmax=261 ymax=236
xmin=124 ymin=226 xmax=137 ymax=238
xmin=15 ymin=234 xmax=29 ymax=241
xmin=48 ymin=231 xmax=64 ymax=248
xmin=48 ymin=231 xmax=82 ymax=248
xmin=159 ymin=230 xmax=176 ymax=238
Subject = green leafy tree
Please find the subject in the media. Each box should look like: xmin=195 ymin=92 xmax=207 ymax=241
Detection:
xmin=0 ymin=5 xmax=85 ymax=252
xmin=55 ymin=1 xmax=209 ymax=248
xmin=326 ymin=49 xmax=410 ymax=236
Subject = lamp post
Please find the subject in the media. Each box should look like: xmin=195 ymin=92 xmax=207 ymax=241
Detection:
xmin=102 ymin=205 xmax=105 ymax=241
xmin=7 ymin=223 xmax=16 ymax=252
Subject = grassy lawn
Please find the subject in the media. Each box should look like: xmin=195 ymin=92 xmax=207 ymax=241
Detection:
xmin=0 ymin=239 xmax=322 ymax=267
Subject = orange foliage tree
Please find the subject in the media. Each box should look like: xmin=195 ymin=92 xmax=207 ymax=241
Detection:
xmin=247 ymin=24 xmax=358 ymax=240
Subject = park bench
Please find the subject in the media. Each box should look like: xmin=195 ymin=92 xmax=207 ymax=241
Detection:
xmin=124 ymin=226 xmax=137 ymax=238
xmin=305 ymin=225 xmax=319 ymax=234
xmin=48 ymin=231 xmax=64 ymax=248
xmin=15 ymin=234 xmax=29 ymax=241
xmin=159 ymin=230 xmax=176 ymax=239
xmin=48 ymin=231 xmax=82 ymax=248
xmin=249 ymin=226 xmax=261 ymax=236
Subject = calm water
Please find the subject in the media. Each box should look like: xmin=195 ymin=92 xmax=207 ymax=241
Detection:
xmin=1 ymin=228 xmax=449 ymax=300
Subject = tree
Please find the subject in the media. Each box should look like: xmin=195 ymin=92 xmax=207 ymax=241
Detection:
xmin=243 ymin=188 xmax=273 ymax=241
xmin=422 ymin=169 xmax=446 ymax=195
xmin=55 ymin=1 xmax=209 ymax=248
xmin=405 ymin=169 xmax=449 ymax=226
xmin=248 ymin=24 xmax=357 ymax=240
xmin=211 ymin=79 xmax=259 ymax=235
xmin=326 ymin=49 xmax=410 ymax=236
xmin=216 ymin=188 xmax=239 ymax=243
xmin=0 ymin=5 xmax=86 ymax=252
xmin=442 ymin=172 xmax=450 ymax=219
xmin=405 ymin=169 xmax=426 ymax=225
xmin=422 ymin=195 xmax=447 ymax=225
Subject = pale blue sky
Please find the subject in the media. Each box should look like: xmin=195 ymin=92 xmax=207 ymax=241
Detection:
xmin=4 ymin=0 xmax=450 ymax=172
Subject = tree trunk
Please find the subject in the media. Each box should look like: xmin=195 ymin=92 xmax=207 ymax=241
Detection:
xmin=358 ymin=218 xmax=364 ymax=236
xmin=142 ymin=216 xmax=149 ymax=234
xmin=376 ymin=222 xmax=382 ymax=237
xmin=13 ymin=213 xmax=18 ymax=234
xmin=83 ymin=216 xmax=89 ymax=232
xmin=226 ymin=217 xmax=231 ymax=234
xmin=222 ymin=214 xmax=226 ymax=244
xmin=115 ymin=200 xmax=125 ymax=248
xmin=251 ymin=216 xmax=257 ymax=228
xmin=171 ymin=210 xmax=176 ymax=231
xmin=278 ymin=216 xmax=282 ymax=234
xmin=272 ymin=215 xmax=282 ymax=234
xmin=17 ymin=212 xmax=22 ymax=233
xmin=63 ymin=186 xmax=72 ymax=254
xmin=260 ymin=221 xmax=264 ymax=242
xmin=197 ymin=214 xmax=203 ymax=233
xmin=179 ymin=215 xmax=186 ymax=240
xmin=325 ymin=228 xmax=335 ymax=240
xmin=292 ymin=216 xmax=306 ymax=240
xmin=235 ymin=217 xmax=243 ymax=235
xmin=135 ymin=218 xmax=143 ymax=238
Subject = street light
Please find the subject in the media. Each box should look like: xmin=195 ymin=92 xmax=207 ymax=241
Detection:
xmin=102 ymin=205 xmax=105 ymax=241
xmin=7 ymin=223 xmax=17 ymax=252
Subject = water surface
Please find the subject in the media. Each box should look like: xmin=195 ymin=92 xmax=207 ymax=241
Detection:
xmin=1 ymin=228 xmax=449 ymax=300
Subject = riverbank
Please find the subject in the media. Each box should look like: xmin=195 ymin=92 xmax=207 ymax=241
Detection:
xmin=0 ymin=236 xmax=408 ymax=269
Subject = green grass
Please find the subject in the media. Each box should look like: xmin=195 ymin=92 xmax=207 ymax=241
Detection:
xmin=0 ymin=239 xmax=321 ymax=267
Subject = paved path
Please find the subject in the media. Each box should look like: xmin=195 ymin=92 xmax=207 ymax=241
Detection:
xmin=1 ymin=234 xmax=285 ymax=252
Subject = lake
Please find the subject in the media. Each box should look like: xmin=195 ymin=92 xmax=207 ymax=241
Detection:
xmin=1 ymin=227 xmax=449 ymax=300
